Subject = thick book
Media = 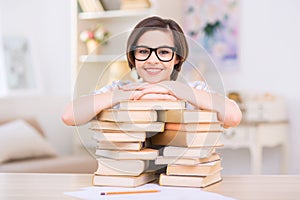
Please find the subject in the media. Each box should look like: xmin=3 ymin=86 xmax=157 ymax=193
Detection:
xmin=78 ymin=0 xmax=90 ymax=12
xmin=157 ymin=109 xmax=219 ymax=123
xmin=165 ymin=122 xmax=224 ymax=132
xmin=97 ymin=109 xmax=158 ymax=122
xmin=90 ymin=120 xmax=164 ymax=132
xmin=93 ymin=172 xmax=156 ymax=187
xmin=155 ymin=153 xmax=221 ymax=166
xmin=95 ymin=157 xmax=149 ymax=176
xmin=78 ymin=0 xmax=104 ymax=12
xmin=166 ymin=160 xmax=222 ymax=176
xmin=93 ymin=131 xmax=146 ymax=142
xmin=163 ymin=146 xmax=216 ymax=158
xmin=91 ymin=0 xmax=104 ymax=12
xmin=120 ymin=0 xmax=151 ymax=10
xmin=119 ymin=100 xmax=186 ymax=110
xmin=95 ymin=148 xmax=158 ymax=160
xmin=97 ymin=141 xmax=145 ymax=151
xmin=151 ymin=130 xmax=222 ymax=147
xmin=159 ymin=171 xmax=222 ymax=188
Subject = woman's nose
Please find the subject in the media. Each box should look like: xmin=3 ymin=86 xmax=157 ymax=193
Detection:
xmin=147 ymin=51 xmax=159 ymax=63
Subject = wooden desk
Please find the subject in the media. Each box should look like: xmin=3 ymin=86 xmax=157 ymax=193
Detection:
xmin=0 ymin=173 xmax=299 ymax=200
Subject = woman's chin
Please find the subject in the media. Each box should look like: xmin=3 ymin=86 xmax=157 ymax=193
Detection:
xmin=143 ymin=77 xmax=169 ymax=84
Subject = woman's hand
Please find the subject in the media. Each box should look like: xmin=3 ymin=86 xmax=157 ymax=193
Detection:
xmin=119 ymin=82 xmax=177 ymax=100
xmin=138 ymin=93 xmax=178 ymax=100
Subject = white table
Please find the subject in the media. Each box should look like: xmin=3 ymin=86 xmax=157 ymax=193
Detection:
xmin=220 ymin=121 xmax=289 ymax=174
xmin=1 ymin=173 xmax=300 ymax=200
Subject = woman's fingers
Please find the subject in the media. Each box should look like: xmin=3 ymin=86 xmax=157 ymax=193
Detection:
xmin=130 ymin=90 xmax=144 ymax=100
xmin=120 ymin=83 xmax=176 ymax=101
xmin=119 ymin=82 xmax=150 ymax=91
xmin=139 ymin=93 xmax=178 ymax=100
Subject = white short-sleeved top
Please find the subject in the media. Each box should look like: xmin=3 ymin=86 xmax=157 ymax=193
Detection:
xmin=94 ymin=80 xmax=211 ymax=109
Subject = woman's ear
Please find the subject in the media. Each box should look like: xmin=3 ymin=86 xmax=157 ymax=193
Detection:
xmin=174 ymin=56 xmax=180 ymax=65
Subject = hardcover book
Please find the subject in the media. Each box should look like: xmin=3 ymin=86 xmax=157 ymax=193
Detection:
xmin=90 ymin=120 xmax=164 ymax=132
xmin=97 ymin=141 xmax=145 ymax=151
xmin=95 ymin=157 xmax=149 ymax=176
xmin=95 ymin=148 xmax=158 ymax=160
xmin=155 ymin=153 xmax=221 ymax=166
xmin=159 ymin=171 xmax=222 ymax=188
xmin=93 ymin=171 xmax=156 ymax=187
xmin=163 ymin=146 xmax=216 ymax=158
xmin=165 ymin=122 xmax=223 ymax=132
xmin=93 ymin=131 xmax=146 ymax=142
xmin=151 ymin=130 xmax=222 ymax=147
xmin=166 ymin=160 xmax=222 ymax=176
xmin=97 ymin=109 xmax=158 ymax=122
xmin=157 ymin=109 xmax=219 ymax=123
xmin=119 ymin=100 xmax=186 ymax=110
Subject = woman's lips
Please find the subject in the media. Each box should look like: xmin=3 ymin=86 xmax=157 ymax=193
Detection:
xmin=144 ymin=68 xmax=163 ymax=74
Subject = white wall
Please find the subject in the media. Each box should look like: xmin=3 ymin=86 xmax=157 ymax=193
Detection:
xmin=0 ymin=0 xmax=73 ymax=154
xmin=1 ymin=0 xmax=300 ymax=172
xmin=0 ymin=0 xmax=71 ymax=96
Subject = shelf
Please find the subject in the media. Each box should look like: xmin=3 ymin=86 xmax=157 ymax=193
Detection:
xmin=79 ymin=55 xmax=127 ymax=63
xmin=78 ymin=9 xmax=153 ymax=20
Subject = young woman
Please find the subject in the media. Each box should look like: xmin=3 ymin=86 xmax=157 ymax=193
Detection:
xmin=62 ymin=16 xmax=242 ymax=128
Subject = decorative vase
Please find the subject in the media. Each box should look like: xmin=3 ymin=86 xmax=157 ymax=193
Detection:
xmin=86 ymin=39 xmax=101 ymax=55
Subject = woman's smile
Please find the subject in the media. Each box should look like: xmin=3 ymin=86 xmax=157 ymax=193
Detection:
xmin=144 ymin=66 xmax=164 ymax=75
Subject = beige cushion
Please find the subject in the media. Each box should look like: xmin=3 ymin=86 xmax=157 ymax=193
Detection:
xmin=0 ymin=118 xmax=44 ymax=136
xmin=0 ymin=119 xmax=58 ymax=163
xmin=0 ymin=156 xmax=97 ymax=173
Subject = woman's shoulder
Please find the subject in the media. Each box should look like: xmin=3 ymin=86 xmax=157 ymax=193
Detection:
xmin=94 ymin=80 xmax=132 ymax=94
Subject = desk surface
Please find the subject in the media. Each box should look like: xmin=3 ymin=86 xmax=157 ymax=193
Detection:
xmin=0 ymin=173 xmax=300 ymax=200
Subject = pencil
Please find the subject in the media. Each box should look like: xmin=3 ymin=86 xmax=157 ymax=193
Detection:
xmin=100 ymin=189 xmax=160 ymax=195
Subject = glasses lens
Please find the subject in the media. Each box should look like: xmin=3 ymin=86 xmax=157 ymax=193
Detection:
xmin=156 ymin=47 xmax=174 ymax=61
xmin=134 ymin=47 xmax=150 ymax=61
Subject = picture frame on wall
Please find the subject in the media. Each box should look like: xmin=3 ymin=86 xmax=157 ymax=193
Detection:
xmin=183 ymin=0 xmax=239 ymax=71
xmin=0 ymin=36 xmax=41 ymax=96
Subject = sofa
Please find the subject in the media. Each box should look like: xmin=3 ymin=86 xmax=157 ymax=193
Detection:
xmin=0 ymin=95 xmax=97 ymax=173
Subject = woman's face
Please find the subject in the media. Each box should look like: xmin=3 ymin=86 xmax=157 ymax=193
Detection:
xmin=134 ymin=30 xmax=178 ymax=83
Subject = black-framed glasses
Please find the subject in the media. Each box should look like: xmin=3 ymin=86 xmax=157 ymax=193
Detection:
xmin=132 ymin=45 xmax=177 ymax=62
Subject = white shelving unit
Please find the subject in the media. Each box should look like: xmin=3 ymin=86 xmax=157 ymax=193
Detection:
xmin=79 ymin=55 xmax=127 ymax=63
xmin=71 ymin=1 xmax=155 ymax=155
xmin=78 ymin=9 xmax=153 ymax=19
xmin=72 ymin=8 xmax=154 ymax=97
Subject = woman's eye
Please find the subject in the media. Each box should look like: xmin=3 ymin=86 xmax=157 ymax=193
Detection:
xmin=138 ymin=49 xmax=149 ymax=54
xmin=159 ymin=50 xmax=171 ymax=55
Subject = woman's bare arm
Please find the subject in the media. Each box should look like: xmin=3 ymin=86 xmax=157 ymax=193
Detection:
xmin=61 ymin=88 xmax=132 ymax=126
xmin=156 ymin=81 xmax=242 ymax=128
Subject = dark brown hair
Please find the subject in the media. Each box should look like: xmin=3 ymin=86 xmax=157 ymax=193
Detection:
xmin=126 ymin=16 xmax=189 ymax=81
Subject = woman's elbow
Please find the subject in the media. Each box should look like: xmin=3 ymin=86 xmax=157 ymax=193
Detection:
xmin=224 ymin=108 xmax=242 ymax=128
xmin=61 ymin=113 xmax=75 ymax=126
xmin=231 ymin=109 xmax=242 ymax=127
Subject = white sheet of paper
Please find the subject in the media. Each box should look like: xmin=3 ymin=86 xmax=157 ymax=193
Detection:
xmin=64 ymin=183 xmax=235 ymax=200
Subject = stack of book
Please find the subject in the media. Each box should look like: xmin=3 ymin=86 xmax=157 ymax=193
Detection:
xmin=89 ymin=99 xmax=224 ymax=188
xmin=90 ymin=100 xmax=186 ymax=187
xmin=152 ymin=109 xmax=225 ymax=188
xmin=90 ymin=107 xmax=165 ymax=187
